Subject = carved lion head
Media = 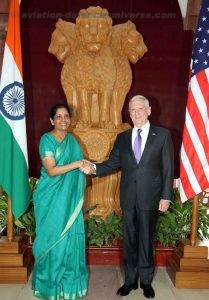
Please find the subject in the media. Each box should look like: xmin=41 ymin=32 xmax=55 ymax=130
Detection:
xmin=121 ymin=20 xmax=148 ymax=64
xmin=75 ymin=6 xmax=113 ymax=53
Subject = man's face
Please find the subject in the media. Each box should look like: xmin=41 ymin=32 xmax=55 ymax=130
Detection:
xmin=129 ymin=99 xmax=151 ymax=128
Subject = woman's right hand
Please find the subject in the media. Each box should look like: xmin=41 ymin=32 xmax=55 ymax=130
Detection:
xmin=75 ymin=160 xmax=87 ymax=169
xmin=80 ymin=160 xmax=95 ymax=175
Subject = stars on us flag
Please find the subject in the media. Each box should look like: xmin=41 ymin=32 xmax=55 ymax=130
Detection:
xmin=191 ymin=3 xmax=209 ymax=76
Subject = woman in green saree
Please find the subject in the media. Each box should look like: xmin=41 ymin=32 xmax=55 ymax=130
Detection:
xmin=32 ymin=104 xmax=88 ymax=300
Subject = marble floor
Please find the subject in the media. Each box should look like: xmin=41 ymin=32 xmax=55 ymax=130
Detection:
xmin=1 ymin=266 xmax=209 ymax=300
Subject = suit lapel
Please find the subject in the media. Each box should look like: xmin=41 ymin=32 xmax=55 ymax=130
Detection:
xmin=125 ymin=128 xmax=142 ymax=164
xmin=125 ymin=125 xmax=157 ymax=164
xmin=125 ymin=128 xmax=134 ymax=156
xmin=140 ymin=125 xmax=157 ymax=162
xmin=144 ymin=125 xmax=156 ymax=148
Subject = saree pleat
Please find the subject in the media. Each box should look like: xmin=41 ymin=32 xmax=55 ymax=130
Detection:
xmin=32 ymin=133 xmax=88 ymax=300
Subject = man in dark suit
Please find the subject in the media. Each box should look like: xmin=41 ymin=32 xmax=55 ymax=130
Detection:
xmin=81 ymin=95 xmax=174 ymax=298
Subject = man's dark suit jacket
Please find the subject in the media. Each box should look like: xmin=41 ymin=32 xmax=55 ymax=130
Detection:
xmin=96 ymin=124 xmax=174 ymax=211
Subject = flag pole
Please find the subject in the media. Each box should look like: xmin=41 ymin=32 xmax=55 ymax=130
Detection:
xmin=7 ymin=198 xmax=13 ymax=242
xmin=190 ymin=194 xmax=200 ymax=246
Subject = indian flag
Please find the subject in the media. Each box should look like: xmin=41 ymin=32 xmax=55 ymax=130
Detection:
xmin=0 ymin=0 xmax=30 ymax=218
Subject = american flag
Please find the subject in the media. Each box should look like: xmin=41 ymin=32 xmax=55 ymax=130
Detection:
xmin=179 ymin=0 xmax=209 ymax=202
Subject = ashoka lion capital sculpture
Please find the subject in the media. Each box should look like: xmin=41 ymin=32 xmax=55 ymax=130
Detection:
xmin=48 ymin=6 xmax=148 ymax=129
xmin=48 ymin=6 xmax=148 ymax=218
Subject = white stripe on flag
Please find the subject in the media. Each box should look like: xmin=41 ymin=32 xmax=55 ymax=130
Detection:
xmin=0 ymin=44 xmax=22 ymax=88
xmin=206 ymin=68 xmax=209 ymax=82
xmin=178 ymin=179 xmax=187 ymax=202
xmin=190 ymin=74 xmax=209 ymax=139
xmin=0 ymin=44 xmax=28 ymax=165
xmin=185 ymin=110 xmax=209 ymax=180
xmin=180 ymin=144 xmax=201 ymax=193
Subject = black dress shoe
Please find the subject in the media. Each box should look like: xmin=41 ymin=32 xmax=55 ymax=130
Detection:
xmin=116 ymin=282 xmax=138 ymax=296
xmin=140 ymin=283 xmax=155 ymax=298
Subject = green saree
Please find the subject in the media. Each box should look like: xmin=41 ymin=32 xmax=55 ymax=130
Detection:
xmin=32 ymin=133 xmax=88 ymax=300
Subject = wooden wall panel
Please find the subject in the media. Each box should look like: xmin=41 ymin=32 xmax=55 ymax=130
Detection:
xmin=184 ymin=0 xmax=201 ymax=30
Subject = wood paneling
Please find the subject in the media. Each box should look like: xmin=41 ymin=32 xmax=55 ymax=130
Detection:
xmin=184 ymin=0 xmax=201 ymax=30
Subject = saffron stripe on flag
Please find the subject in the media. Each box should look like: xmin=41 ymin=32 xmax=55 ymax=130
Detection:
xmin=6 ymin=0 xmax=22 ymax=75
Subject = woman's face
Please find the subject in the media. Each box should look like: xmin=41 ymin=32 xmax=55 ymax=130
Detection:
xmin=50 ymin=107 xmax=71 ymax=131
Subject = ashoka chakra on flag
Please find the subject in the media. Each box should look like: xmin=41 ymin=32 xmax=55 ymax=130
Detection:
xmin=0 ymin=81 xmax=25 ymax=120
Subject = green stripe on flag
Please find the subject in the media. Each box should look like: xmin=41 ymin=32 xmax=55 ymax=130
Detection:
xmin=0 ymin=115 xmax=30 ymax=218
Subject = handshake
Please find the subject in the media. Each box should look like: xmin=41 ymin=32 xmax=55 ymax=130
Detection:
xmin=80 ymin=160 xmax=96 ymax=175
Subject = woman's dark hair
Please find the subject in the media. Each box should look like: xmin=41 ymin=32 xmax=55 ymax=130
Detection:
xmin=49 ymin=103 xmax=71 ymax=120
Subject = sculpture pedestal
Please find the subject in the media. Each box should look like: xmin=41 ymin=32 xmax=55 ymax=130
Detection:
xmin=70 ymin=126 xmax=130 ymax=218
xmin=167 ymin=239 xmax=209 ymax=288
xmin=0 ymin=235 xmax=33 ymax=283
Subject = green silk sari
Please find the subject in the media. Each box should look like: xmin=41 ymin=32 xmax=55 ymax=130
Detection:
xmin=32 ymin=133 xmax=88 ymax=300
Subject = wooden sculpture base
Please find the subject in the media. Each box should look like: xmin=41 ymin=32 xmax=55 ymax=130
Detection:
xmin=167 ymin=239 xmax=209 ymax=288
xmin=0 ymin=236 xmax=33 ymax=283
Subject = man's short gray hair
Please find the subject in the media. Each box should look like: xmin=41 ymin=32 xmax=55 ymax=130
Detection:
xmin=129 ymin=95 xmax=150 ymax=107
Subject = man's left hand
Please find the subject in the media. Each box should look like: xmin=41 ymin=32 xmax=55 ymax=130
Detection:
xmin=158 ymin=199 xmax=170 ymax=212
